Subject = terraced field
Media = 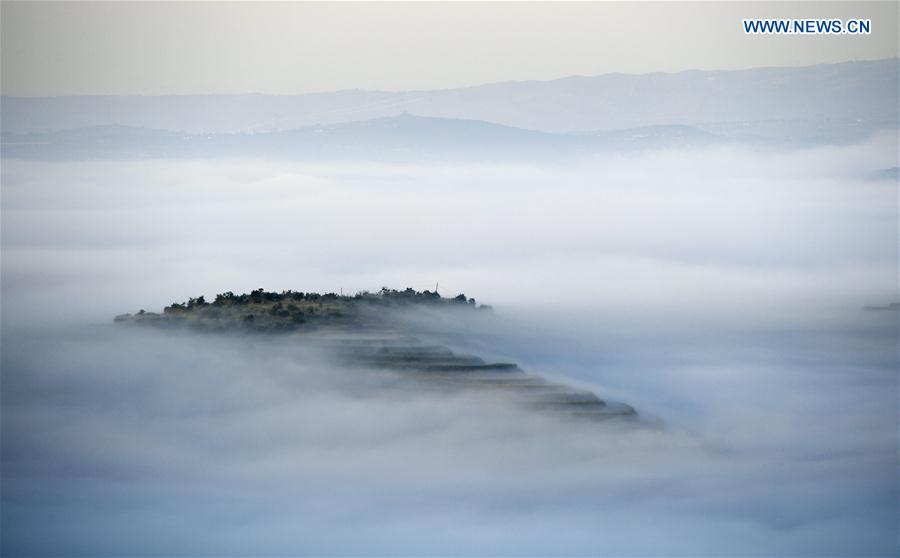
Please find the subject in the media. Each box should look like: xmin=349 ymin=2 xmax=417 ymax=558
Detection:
xmin=115 ymin=289 xmax=637 ymax=421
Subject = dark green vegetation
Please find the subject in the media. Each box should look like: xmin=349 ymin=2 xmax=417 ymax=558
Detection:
xmin=115 ymin=288 xmax=636 ymax=421
xmin=115 ymin=287 xmax=488 ymax=332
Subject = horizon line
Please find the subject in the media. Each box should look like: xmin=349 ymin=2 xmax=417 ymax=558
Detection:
xmin=3 ymin=56 xmax=896 ymax=100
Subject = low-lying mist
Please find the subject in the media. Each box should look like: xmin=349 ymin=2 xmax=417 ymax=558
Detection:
xmin=2 ymin=137 xmax=898 ymax=555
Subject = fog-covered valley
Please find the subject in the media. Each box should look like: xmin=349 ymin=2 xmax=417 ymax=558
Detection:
xmin=2 ymin=133 xmax=897 ymax=554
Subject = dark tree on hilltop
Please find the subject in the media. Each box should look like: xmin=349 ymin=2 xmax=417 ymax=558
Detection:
xmin=160 ymin=287 xmax=487 ymax=314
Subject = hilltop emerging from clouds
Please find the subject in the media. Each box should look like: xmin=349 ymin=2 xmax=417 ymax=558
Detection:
xmin=114 ymin=287 xmax=637 ymax=422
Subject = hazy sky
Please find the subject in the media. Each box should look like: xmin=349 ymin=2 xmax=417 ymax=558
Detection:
xmin=2 ymin=1 xmax=898 ymax=96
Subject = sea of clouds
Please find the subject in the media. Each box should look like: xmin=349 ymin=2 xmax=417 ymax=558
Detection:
xmin=2 ymin=136 xmax=898 ymax=555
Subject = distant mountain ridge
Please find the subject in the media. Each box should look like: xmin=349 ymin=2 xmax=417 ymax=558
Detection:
xmin=2 ymin=113 xmax=894 ymax=162
xmin=2 ymin=59 xmax=897 ymax=135
xmin=1 ymin=115 xmax=582 ymax=161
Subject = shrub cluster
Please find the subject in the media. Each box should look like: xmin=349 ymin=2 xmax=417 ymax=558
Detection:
xmin=163 ymin=287 xmax=485 ymax=314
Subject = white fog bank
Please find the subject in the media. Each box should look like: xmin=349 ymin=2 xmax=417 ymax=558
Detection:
xmin=2 ymin=138 xmax=898 ymax=555
xmin=2 ymin=136 xmax=897 ymax=328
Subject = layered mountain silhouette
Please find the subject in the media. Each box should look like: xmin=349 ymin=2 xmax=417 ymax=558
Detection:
xmin=2 ymin=113 xmax=892 ymax=162
xmin=3 ymin=59 xmax=896 ymax=161
xmin=3 ymin=59 xmax=896 ymax=135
